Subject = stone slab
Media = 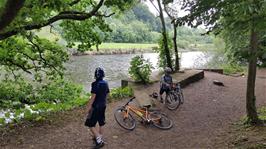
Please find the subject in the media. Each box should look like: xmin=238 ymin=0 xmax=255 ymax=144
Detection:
xmin=122 ymin=69 xmax=204 ymax=107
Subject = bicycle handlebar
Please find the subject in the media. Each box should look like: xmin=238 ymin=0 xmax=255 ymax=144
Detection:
xmin=124 ymin=97 xmax=135 ymax=106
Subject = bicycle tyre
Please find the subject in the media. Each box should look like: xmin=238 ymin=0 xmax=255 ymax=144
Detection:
xmin=151 ymin=112 xmax=173 ymax=130
xmin=165 ymin=93 xmax=181 ymax=110
xmin=179 ymin=91 xmax=184 ymax=104
xmin=114 ymin=107 xmax=136 ymax=130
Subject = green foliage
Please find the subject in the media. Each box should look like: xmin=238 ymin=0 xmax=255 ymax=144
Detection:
xmin=222 ymin=63 xmax=246 ymax=75
xmin=0 ymin=35 xmax=68 ymax=81
xmin=129 ymin=55 xmax=153 ymax=83
xmin=173 ymin=27 xmax=213 ymax=49
xmin=0 ymin=78 xmax=35 ymax=108
xmin=91 ymin=43 xmax=158 ymax=50
xmin=156 ymin=34 xmax=174 ymax=68
xmin=258 ymin=107 xmax=266 ymax=121
xmin=219 ymin=0 xmax=266 ymax=67
xmin=0 ymin=78 xmax=83 ymax=109
xmin=37 ymin=79 xmax=83 ymax=103
xmin=241 ymin=106 xmax=266 ymax=125
xmin=0 ymin=0 xmax=138 ymax=78
xmin=109 ymin=87 xmax=133 ymax=101
xmin=104 ymin=3 xmax=162 ymax=43
xmin=0 ymin=86 xmax=134 ymax=126
xmin=132 ymin=3 xmax=162 ymax=32
xmin=180 ymin=0 xmax=266 ymax=66
xmin=105 ymin=0 xmax=137 ymax=11
xmin=106 ymin=19 xmax=156 ymax=43
xmin=0 ymin=96 xmax=88 ymax=127
xmin=0 ymin=118 xmax=5 ymax=125
xmin=60 ymin=18 xmax=112 ymax=52
xmin=180 ymin=0 xmax=266 ymax=124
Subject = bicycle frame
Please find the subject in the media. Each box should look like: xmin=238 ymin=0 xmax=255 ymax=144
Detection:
xmin=122 ymin=98 xmax=161 ymax=122
xmin=125 ymin=105 xmax=148 ymax=120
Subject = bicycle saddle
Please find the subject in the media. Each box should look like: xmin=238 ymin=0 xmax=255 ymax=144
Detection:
xmin=143 ymin=105 xmax=151 ymax=109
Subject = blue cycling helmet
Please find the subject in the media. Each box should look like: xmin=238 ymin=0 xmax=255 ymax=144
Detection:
xmin=94 ymin=67 xmax=105 ymax=79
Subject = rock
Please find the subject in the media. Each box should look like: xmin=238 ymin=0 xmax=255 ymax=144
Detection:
xmin=213 ymin=80 xmax=225 ymax=86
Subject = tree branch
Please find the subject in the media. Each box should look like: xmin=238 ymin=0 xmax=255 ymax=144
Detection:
xmin=164 ymin=5 xmax=175 ymax=22
xmin=95 ymin=12 xmax=115 ymax=17
xmin=27 ymin=37 xmax=61 ymax=74
xmin=69 ymin=0 xmax=81 ymax=6
xmin=149 ymin=0 xmax=160 ymax=14
xmin=5 ymin=59 xmax=32 ymax=74
xmin=0 ymin=0 xmax=25 ymax=31
xmin=0 ymin=0 xmax=105 ymax=40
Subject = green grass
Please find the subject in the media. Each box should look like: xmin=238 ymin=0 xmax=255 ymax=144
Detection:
xmin=258 ymin=107 xmax=266 ymax=120
xmin=35 ymin=28 xmax=158 ymax=51
xmin=227 ymin=107 xmax=266 ymax=149
xmin=35 ymin=27 xmax=61 ymax=42
xmin=222 ymin=63 xmax=246 ymax=75
xmin=92 ymin=43 xmax=158 ymax=50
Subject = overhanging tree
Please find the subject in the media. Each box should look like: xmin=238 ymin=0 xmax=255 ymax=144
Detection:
xmin=179 ymin=0 xmax=266 ymax=125
xmin=0 ymin=0 xmax=25 ymax=31
xmin=0 ymin=0 xmax=137 ymax=80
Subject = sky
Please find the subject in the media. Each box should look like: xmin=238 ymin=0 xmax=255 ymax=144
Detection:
xmin=144 ymin=1 xmax=206 ymax=29
xmin=144 ymin=1 xmax=188 ymax=17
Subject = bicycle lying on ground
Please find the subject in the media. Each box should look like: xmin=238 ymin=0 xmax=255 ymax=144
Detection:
xmin=114 ymin=97 xmax=173 ymax=130
xmin=164 ymin=83 xmax=184 ymax=110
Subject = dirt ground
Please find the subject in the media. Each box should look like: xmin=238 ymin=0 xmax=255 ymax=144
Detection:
xmin=1 ymin=70 xmax=266 ymax=149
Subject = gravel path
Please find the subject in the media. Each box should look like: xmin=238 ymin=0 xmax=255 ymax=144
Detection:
xmin=1 ymin=70 xmax=266 ymax=149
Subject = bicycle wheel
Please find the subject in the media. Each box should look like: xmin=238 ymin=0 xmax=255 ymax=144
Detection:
xmin=114 ymin=107 xmax=136 ymax=130
xmin=165 ymin=93 xmax=180 ymax=110
xmin=179 ymin=91 xmax=184 ymax=104
xmin=151 ymin=112 xmax=173 ymax=130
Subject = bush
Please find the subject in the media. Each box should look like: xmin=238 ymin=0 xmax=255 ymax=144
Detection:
xmin=222 ymin=63 xmax=246 ymax=75
xmin=0 ymin=78 xmax=83 ymax=109
xmin=129 ymin=55 xmax=153 ymax=83
xmin=0 ymin=79 xmax=35 ymax=108
xmin=0 ymin=86 xmax=134 ymax=126
xmin=0 ymin=96 xmax=89 ymax=127
xmin=37 ymin=79 xmax=83 ymax=103
xmin=109 ymin=87 xmax=133 ymax=102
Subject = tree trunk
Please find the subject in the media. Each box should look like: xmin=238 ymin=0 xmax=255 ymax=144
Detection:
xmin=96 ymin=44 xmax=99 ymax=52
xmin=157 ymin=0 xmax=173 ymax=70
xmin=173 ymin=23 xmax=180 ymax=71
xmin=246 ymin=19 xmax=260 ymax=125
xmin=0 ymin=0 xmax=25 ymax=31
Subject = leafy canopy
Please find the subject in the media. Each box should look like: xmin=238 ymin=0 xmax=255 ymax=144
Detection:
xmin=0 ymin=0 xmax=137 ymax=80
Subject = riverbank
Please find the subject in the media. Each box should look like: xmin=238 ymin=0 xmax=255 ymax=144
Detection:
xmin=71 ymin=43 xmax=158 ymax=55
xmin=0 ymin=87 xmax=133 ymax=127
xmin=73 ymin=48 xmax=155 ymax=56
xmin=70 ymin=42 xmax=208 ymax=56
xmin=1 ymin=70 xmax=265 ymax=148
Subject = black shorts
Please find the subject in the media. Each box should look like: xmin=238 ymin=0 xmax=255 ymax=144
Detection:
xmin=85 ymin=106 xmax=106 ymax=127
xmin=159 ymin=87 xmax=170 ymax=95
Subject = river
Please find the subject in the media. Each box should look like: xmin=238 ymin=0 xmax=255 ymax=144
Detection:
xmin=65 ymin=51 xmax=212 ymax=91
xmin=0 ymin=51 xmax=213 ymax=125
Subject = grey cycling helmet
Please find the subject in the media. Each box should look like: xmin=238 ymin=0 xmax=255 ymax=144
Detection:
xmin=164 ymin=67 xmax=172 ymax=74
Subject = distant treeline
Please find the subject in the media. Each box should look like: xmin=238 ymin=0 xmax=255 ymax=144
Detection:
xmin=103 ymin=3 xmax=213 ymax=46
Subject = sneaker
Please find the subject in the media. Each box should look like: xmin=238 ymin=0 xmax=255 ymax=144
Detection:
xmin=94 ymin=141 xmax=104 ymax=149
